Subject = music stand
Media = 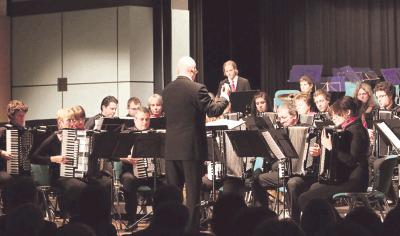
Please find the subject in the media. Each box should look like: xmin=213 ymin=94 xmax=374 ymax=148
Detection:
xmin=261 ymin=129 xmax=298 ymax=218
xmin=96 ymin=118 xmax=126 ymax=132
xmin=230 ymin=90 xmax=259 ymax=115
xmin=225 ymin=130 xmax=274 ymax=163
xmin=374 ymin=119 xmax=400 ymax=151
xmin=288 ymin=65 xmax=323 ymax=84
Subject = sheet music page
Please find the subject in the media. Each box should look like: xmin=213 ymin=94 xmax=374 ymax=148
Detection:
xmin=376 ymin=122 xmax=400 ymax=149
xmin=94 ymin=118 xmax=104 ymax=130
xmin=261 ymin=131 xmax=285 ymax=160
xmin=206 ymin=119 xmax=245 ymax=130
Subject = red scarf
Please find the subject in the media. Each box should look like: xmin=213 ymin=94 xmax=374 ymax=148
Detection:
xmin=341 ymin=116 xmax=358 ymax=129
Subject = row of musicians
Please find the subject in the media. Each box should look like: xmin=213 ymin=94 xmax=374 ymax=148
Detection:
xmin=249 ymin=91 xmax=399 ymax=223
xmin=0 ymin=99 xmax=161 ymax=228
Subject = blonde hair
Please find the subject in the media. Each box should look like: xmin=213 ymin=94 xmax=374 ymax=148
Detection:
xmin=56 ymin=108 xmax=74 ymax=122
xmin=148 ymin=94 xmax=163 ymax=106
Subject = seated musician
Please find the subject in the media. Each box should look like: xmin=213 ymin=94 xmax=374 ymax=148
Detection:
xmin=0 ymin=100 xmax=29 ymax=187
xmin=148 ymin=94 xmax=164 ymax=118
xmin=313 ymin=89 xmax=330 ymax=114
xmin=299 ymin=75 xmax=317 ymax=111
xmin=252 ymin=103 xmax=307 ymax=216
xmin=85 ymin=95 xmax=118 ymax=130
xmin=294 ymin=93 xmax=315 ymax=116
xmin=374 ymin=81 xmax=400 ymax=112
xmin=126 ymin=97 xmax=141 ymax=117
xmin=119 ymin=106 xmax=164 ymax=230
xmin=372 ymin=82 xmax=399 ymax=200
xmin=31 ymin=107 xmax=87 ymax=218
xmin=354 ymin=82 xmax=377 ymax=115
xmin=251 ymin=91 xmax=269 ymax=116
xmin=298 ymin=96 xmax=370 ymax=212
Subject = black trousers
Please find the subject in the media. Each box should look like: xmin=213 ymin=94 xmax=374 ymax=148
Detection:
xmin=120 ymin=172 xmax=158 ymax=222
xmin=0 ymin=171 xmax=12 ymax=189
xmin=165 ymin=160 xmax=202 ymax=230
xmin=252 ymin=166 xmax=316 ymax=222
xmin=298 ymin=165 xmax=369 ymax=211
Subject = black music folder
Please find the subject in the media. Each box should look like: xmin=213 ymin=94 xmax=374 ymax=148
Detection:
xmin=90 ymin=131 xmax=121 ymax=161
xmin=225 ymin=130 xmax=273 ymax=162
xmin=132 ymin=131 xmax=165 ymax=158
xmin=149 ymin=117 xmax=166 ymax=130
xmin=230 ymin=90 xmax=259 ymax=114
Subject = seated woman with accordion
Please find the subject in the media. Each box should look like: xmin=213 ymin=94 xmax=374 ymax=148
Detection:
xmin=298 ymin=96 xmax=370 ymax=211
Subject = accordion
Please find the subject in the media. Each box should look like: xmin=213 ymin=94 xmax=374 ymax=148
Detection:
xmin=6 ymin=128 xmax=33 ymax=175
xmin=133 ymin=158 xmax=162 ymax=179
xmin=60 ymin=129 xmax=93 ymax=178
xmin=318 ymin=127 xmax=344 ymax=185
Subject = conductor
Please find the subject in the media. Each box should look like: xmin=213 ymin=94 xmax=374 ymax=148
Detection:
xmin=162 ymin=56 xmax=230 ymax=230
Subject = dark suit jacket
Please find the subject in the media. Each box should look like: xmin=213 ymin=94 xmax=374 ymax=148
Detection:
xmin=162 ymin=76 xmax=229 ymax=161
xmin=216 ymin=76 xmax=251 ymax=97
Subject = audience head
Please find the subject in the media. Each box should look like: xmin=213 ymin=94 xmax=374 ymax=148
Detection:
xmin=177 ymin=56 xmax=197 ymax=81
xmin=127 ymin=97 xmax=141 ymax=117
xmin=100 ymin=95 xmax=118 ymax=118
xmin=314 ymin=89 xmax=331 ymax=113
xmin=71 ymin=105 xmax=86 ymax=130
xmin=223 ymin=60 xmax=239 ymax=80
xmin=134 ymin=106 xmax=151 ymax=131
xmin=345 ymin=206 xmax=383 ymax=236
xmin=56 ymin=108 xmax=74 ymax=129
xmin=148 ymin=94 xmax=163 ymax=118
xmin=299 ymin=75 xmax=314 ymax=94
xmin=319 ymin=220 xmax=372 ymax=236
xmin=251 ymin=91 xmax=268 ymax=114
xmin=383 ymin=204 xmax=400 ymax=236
xmin=300 ymin=198 xmax=338 ymax=236
xmin=374 ymin=81 xmax=394 ymax=109
xmin=277 ymin=102 xmax=298 ymax=127
xmin=329 ymin=96 xmax=359 ymax=127
xmin=7 ymin=99 xmax=28 ymax=127
xmin=4 ymin=203 xmax=45 ymax=236
xmin=2 ymin=176 xmax=38 ymax=214
xmin=232 ymin=207 xmax=277 ymax=236
xmin=56 ymin=223 xmax=96 ymax=236
xmin=253 ymin=219 xmax=305 ymax=236
xmin=150 ymin=202 xmax=189 ymax=234
xmin=79 ymin=184 xmax=111 ymax=225
xmin=294 ymin=93 xmax=312 ymax=115
xmin=211 ymin=193 xmax=247 ymax=236
xmin=152 ymin=184 xmax=183 ymax=211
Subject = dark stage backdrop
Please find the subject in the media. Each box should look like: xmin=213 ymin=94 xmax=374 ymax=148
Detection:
xmin=202 ymin=0 xmax=400 ymax=103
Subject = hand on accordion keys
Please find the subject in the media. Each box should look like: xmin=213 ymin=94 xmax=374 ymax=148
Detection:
xmin=0 ymin=150 xmax=13 ymax=160
xmin=368 ymin=129 xmax=374 ymax=145
xmin=120 ymin=156 xmax=138 ymax=166
xmin=50 ymin=155 xmax=68 ymax=164
xmin=321 ymin=129 xmax=333 ymax=151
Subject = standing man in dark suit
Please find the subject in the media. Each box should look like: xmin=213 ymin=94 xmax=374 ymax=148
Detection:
xmin=216 ymin=60 xmax=251 ymax=97
xmin=162 ymin=56 xmax=230 ymax=230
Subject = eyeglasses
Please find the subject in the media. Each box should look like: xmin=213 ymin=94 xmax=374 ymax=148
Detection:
xmin=376 ymin=94 xmax=388 ymax=99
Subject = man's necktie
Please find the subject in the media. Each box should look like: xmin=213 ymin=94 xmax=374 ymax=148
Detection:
xmin=231 ymin=82 xmax=236 ymax=92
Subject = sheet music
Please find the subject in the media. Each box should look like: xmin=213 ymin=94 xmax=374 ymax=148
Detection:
xmin=261 ymin=131 xmax=285 ymax=160
xmin=206 ymin=119 xmax=245 ymax=130
xmin=376 ymin=122 xmax=400 ymax=150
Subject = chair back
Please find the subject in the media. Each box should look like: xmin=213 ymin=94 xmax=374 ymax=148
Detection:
xmin=374 ymin=155 xmax=398 ymax=194
xmin=31 ymin=164 xmax=50 ymax=186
